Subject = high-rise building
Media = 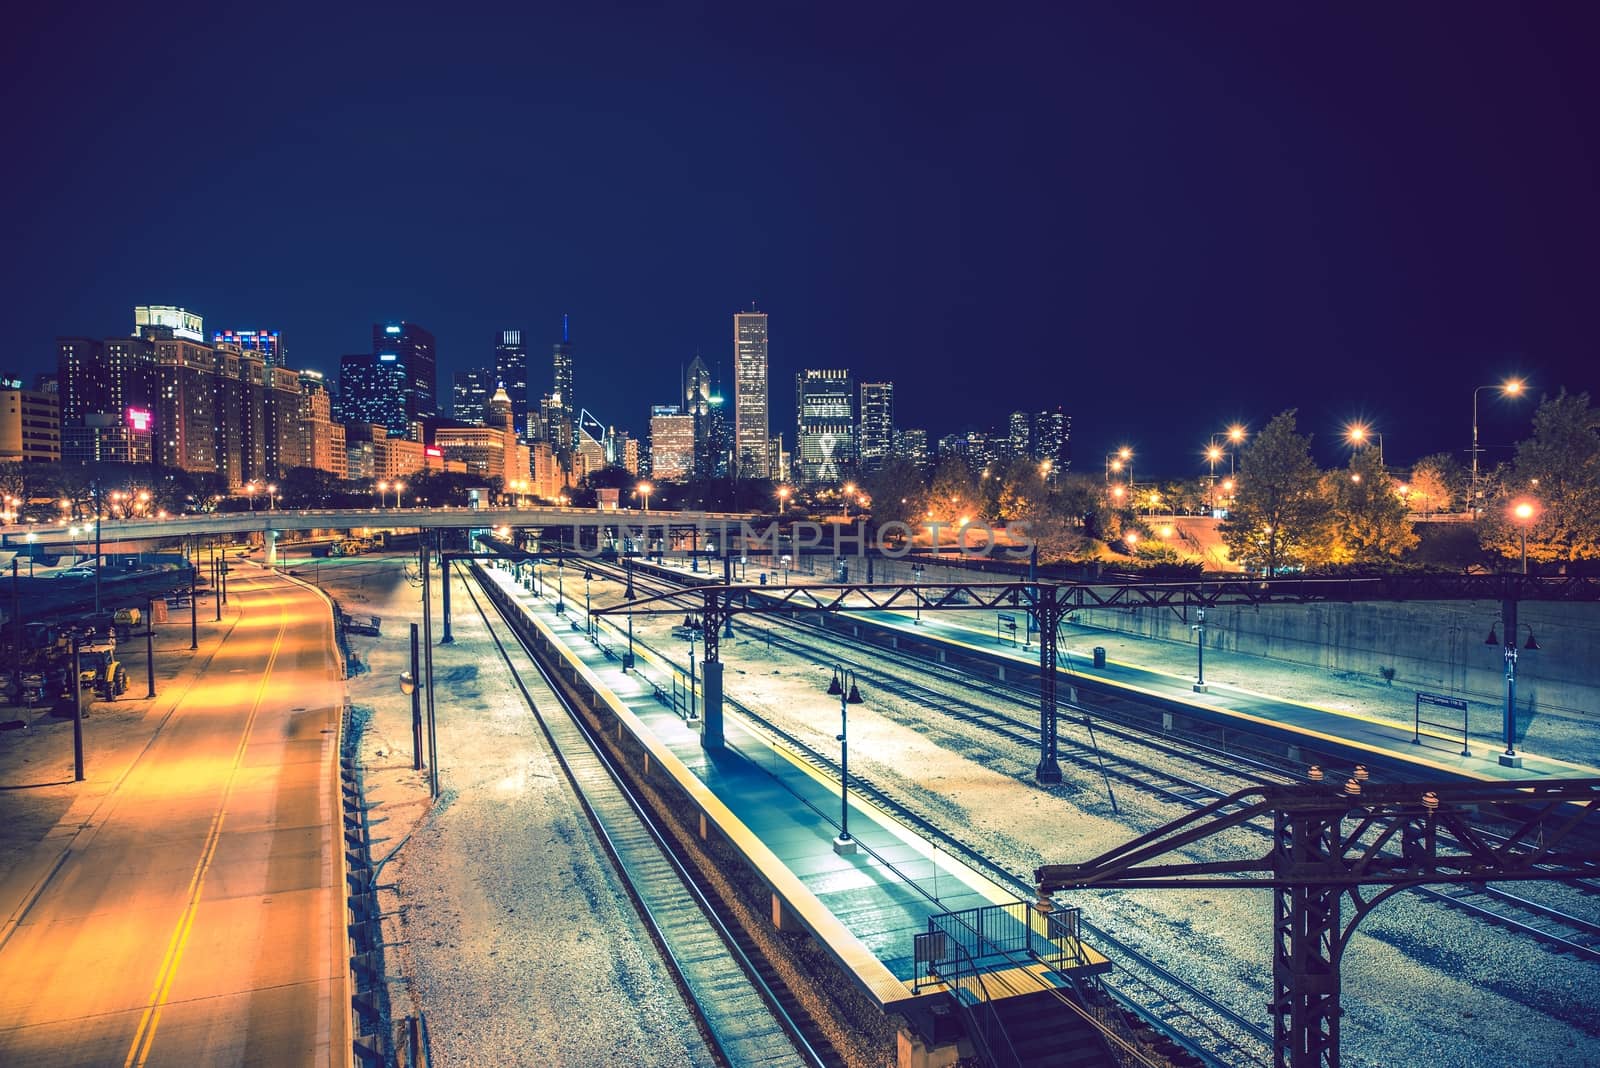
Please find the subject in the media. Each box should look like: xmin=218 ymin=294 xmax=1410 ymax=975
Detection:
xmin=0 ymin=379 xmax=60 ymax=464
xmin=452 ymin=368 xmax=493 ymax=423
xmin=1008 ymin=411 xmax=1032 ymax=460
xmin=134 ymin=305 xmax=203 ymax=342
xmin=858 ymin=381 xmax=895 ymax=472
xmin=551 ymin=315 xmax=574 ymax=452
xmin=213 ymin=330 xmax=284 ymax=368
xmin=897 ymin=428 xmax=930 ymax=470
xmin=1034 ymin=407 xmax=1070 ymax=479
xmin=372 ymin=321 xmax=437 ymax=436
xmin=795 ymin=369 xmax=854 ymax=486
xmin=494 ymin=329 xmax=529 ymax=428
xmin=338 ymin=352 xmax=399 ymax=429
xmin=936 ymin=433 xmax=968 ymax=463
xmin=733 ymin=308 xmax=768 ymax=478
xmin=648 ymin=404 xmax=695 ymax=482
xmin=685 ymin=354 xmax=715 ymax=479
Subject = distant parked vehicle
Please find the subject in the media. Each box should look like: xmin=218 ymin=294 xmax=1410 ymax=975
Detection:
xmin=59 ymin=567 xmax=96 ymax=579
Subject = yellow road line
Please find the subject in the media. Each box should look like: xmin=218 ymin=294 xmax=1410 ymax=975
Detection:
xmin=123 ymin=596 xmax=288 ymax=1068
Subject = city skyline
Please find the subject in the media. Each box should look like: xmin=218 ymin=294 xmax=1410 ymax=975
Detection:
xmin=6 ymin=5 xmax=1595 ymax=477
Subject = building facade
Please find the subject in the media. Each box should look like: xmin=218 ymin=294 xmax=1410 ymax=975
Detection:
xmin=795 ymin=369 xmax=854 ymax=486
xmin=213 ymin=329 xmax=284 ymax=368
xmin=551 ymin=315 xmax=574 ymax=452
xmin=858 ymin=381 xmax=894 ymax=472
xmin=733 ymin=308 xmax=768 ymax=478
xmin=648 ymin=405 xmax=695 ymax=482
xmin=0 ymin=381 xmax=60 ymax=463
xmin=370 ymin=321 xmax=437 ymax=436
xmin=494 ymin=329 xmax=528 ymax=427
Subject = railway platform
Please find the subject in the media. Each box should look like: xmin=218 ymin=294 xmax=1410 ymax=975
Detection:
xmin=629 ymin=555 xmax=1600 ymax=787
xmin=472 ymin=562 xmax=1118 ymax=1068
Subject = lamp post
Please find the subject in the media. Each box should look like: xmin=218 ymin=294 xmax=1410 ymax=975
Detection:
xmin=92 ymin=483 xmax=102 ymax=614
xmin=1191 ymin=608 xmax=1208 ymax=693
xmin=583 ymin=569 xmax=593 ymax=637
xmin=144 ymin=598 xmax=156 ymax=698
xmin=400 ymin=623 xmax=423 ymax=771
xmin=1485 ymin=618 xmax=1538 ymax=766
xmin=25 ymin=531 xmax=35 ymax=577
xmin=1205 ymin=444 xmax=1223 ymax=514
xmin=267 ymin=483 xmax=278 ymax=510
xmin=375 ymin=480 xmax=386 ymax=509
xmin=555 ymin=552 xmax=566 ymax=614
xmin=1471 ymin=379 xmax=1526 ymax=494
xmin=825 ymin=666 xmax=865 ymax=855
xmin=686 ymin=627 xmax=698 ymax=720
xmin=911 ymin=563 xmax=924 ymax=624
xmin=393 ymin=481 xmax=406 ymax=509
xmin=637 ymin=480 xmax=653 ymax=512
xmin=842 ymin=482 xmax=857 ymax=523
xmin=1345 ymin=423 xmax=1384 ymax=466
xmin=1511 ymin=499 xmax=1538 ymax=575
xmin=776 ymin=486 xmax=791 ymax=513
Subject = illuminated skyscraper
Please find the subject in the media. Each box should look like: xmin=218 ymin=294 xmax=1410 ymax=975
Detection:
xmin=494 ymin=329 xmax=529 ymax=427
xmin=214 ymin=329 xmax=284 ymax=368
xmin=858 ymin=381 xmax=895 ymax=472
xmin=551 ymin=315 xmax=574 ymax=451
xmin=733 ymin=308 xmax=768 ymax=478
xmin=368 ymin=321 xmax=437 ymax=436
xmin=452 ymin=368 xmax=493 ymax=423
xmin=795 ymin=369 xmax=854 ymax=486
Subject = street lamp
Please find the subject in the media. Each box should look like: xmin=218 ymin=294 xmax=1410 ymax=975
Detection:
xmin=1191 ymin=608 xmax=1208 ymax=693
xmin=842 ymin=482 xmax=857 ymax=523
xmin=376 ymin=480 xmax=387 ymax=508
xmin=637 ymin=480 xmax=654 ymax=512
xmin=1485 ymin=618 xmax=1539 ymax=765
xmin=685 ymin=624 xmax=698 ymax=721
xmin=583 ymin=569 xmax=593 ymax=637
xmin=1205 ymin=444 xmax=1224 ymax=513
xmin=1344 ymin=423 xmax=1384 ymax=466
xmin=555 ymin=553 xmax=566 ymax=614
xmin=1511 ymin=499 xmax=1539 ymax=575
xmin=910 ymin=562 xmax=925 ymax=624
xmin=245 ymin=482 xmax=258 ymax=511
xmin=393 ymin=481 xmax=406 ymax=509
xmin=776 ymin=486 xmax=791 ymax=513
xmin=267 ymin=483 xmax=278 ymax=510
xmin=1471 ymin=379 xmax=1526 ymax=493
xmin=825 ymin=665 xmax=865 ymax=855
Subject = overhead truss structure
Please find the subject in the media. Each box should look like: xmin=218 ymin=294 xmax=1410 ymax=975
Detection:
xmin=1035 ymin=778 xmax=1600 ymax=1068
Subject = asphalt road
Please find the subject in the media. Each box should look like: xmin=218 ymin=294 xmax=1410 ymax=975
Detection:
xmin=0 ymin=566 xmax=347 ymax=1067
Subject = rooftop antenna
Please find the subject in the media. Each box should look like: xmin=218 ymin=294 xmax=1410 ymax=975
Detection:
xmin=562 ymin=313 xmax=569 ymax=343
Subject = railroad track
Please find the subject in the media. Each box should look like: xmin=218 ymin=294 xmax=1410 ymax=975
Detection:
xmin=587 ymin=558 xmax=1600 ymax=966
xmin=453 ymin=561 xmax=834 ymax=1068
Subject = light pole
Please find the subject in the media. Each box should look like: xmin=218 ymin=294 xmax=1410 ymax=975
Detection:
xmin=1511 ymin=499 xmax=1538 ymax=575
xmin=1345 ymin=423 xmax=1384 ymax=466
xmin=842 ymin=482 xmax=857 ymax=523
xmin=375 ymin=480 xmax=386 ymax=509
xmin=911 ymin=563 xmax=924 ymax=624
xmin=245 ymin=482 xmax=258 ymax=511
xmin=1471 ymin=378 xmax=1526 ymax=494
xmin=637 ymin=480 xmax=653 ymax=512
xmin=826 ymin=666 xmax=864 ymax=855
xmin=1485 ymin=618 xmax=1538 ymax=766
xmin=555 ymin=552 xmax=566 ymax=614
xmin=92 ymin=483 xmax=102 ymax=614
xmin=267 ymin=483 xmax=278 ymax=510
xmin=777 ymin=486 xmax=791 ymax=514
xmin=583 ymin=569 xmax=593 ymax=637
xmin=1205 ymin=444 xmax=1223 ymax=514
xmin=1191 ymin=608 xmax=1208 ymax=693
xmin=393 ymin=481 xmax=406 ymax=509
xmin=686 ymin=627 xmax=698 ymax=720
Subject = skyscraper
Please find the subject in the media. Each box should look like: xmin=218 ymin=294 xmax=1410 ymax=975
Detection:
xmin=795 ymin=369 xmax=854 ymax=486
xmin=339 ymin=352 xmax=400 ymax=429
xmin=551 ymin=315 xmax=574 ymax=452
xmin=1008 ymin=411 xmax=1032 ymax=460
xmin=370 ymin=321 xmax=437 ymax=436
xmin=1034 ymin=407 xmax=1070 ymax=479
xmin=494 ymin=329 xmax=529 ymax=428
xmin=858 ymin=381 xmax=895 ymax=472
xmin=452 ymin=368 xmax=493 ymax=423
xmin=213 ymin=330 xmax=284 ymax=369
xmin=733 ymin=308 xmax=768 ymax=478
xmin=649 ymin=404 xmax=695 ymax=482
xmin=685 ymin=354 xmax=714 ymax=479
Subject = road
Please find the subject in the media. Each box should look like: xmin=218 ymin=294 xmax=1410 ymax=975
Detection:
xmin=0 ymin=566 xmax=347 ymax=1067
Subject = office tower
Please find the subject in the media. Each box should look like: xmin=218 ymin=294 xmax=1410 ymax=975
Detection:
xmin=214 ymin=329 xmax=285 ymax=368
xmin=1034 ymin=407 xmax=1070 ymax=479
xmin=936 ymin=433 xmax=968 ymax=463
xmin=858 ymin=381 xmax=895 ymax=472
xmin=296 ymin=371 xmax=338 ymax=474
xmin=649 ymin=404 xmax=695 ymax=481
xmin=339 ymin=352 xmax=397 ymax=429
xmin=485 ymin=384 xmax=514 ymax=430
xmin=707 ymin=392 xmax=731 ymax=478
xmin=452 ymin=368 xmax=493 ymax=423
xmin=795 ymin=369 xmax=854 ymax=486
xmin=56 ymin=338 xmax=107 ymax=428
xmin=152 ymin=335 xmax=220 ymax=472
xmin=372 ymin=321 xmax=438 ymax=435
xmin=897 ymin=428 xmax=930 ymax=470
xmin=134 ymin=305 xmax=204 ymax=341
xmin=683 ymin=354 xmax=711 ymax=477
xmin=0 ymin=378 xmax=60 ymax=463
xmin=733 ymin=308 xmax=768 ymax=478
xmin=1008 ymin=411 xmax=1032 ymax=460
xmin=494 ymin=329 xmax=529 ymax=427
xmin=551 ymin=314 xmax=574 ymax=451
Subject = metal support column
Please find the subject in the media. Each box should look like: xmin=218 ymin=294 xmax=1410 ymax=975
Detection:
xmin=1271 ymin=806 xmax=1343 ymax=1068
xmin=1035 ymin=586 xmax=1063 ymax=782
xmin=409 ymin=622 xmax=424 ymax=771
xmin=700 ymin=589 xmax=724 ymax=749
xmin=441 ymin=542 xmax=454 ymax=643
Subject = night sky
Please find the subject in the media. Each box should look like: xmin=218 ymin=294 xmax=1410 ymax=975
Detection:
xmin=4 ymin=2 xmax=1596 ymax=476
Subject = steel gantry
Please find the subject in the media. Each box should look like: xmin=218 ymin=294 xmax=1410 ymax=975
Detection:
xmin=1035 ymin=778 xmax=1600 ymax=1068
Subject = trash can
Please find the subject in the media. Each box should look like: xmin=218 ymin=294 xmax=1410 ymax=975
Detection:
xmin=1092 ymin=647 xmax=1106 ymax=669
xmin=759 ymin=573 xmax=768 ymax=585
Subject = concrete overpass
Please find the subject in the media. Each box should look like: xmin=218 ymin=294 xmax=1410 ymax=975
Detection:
xmin=7 ymin=506 xmax=761 ymax=562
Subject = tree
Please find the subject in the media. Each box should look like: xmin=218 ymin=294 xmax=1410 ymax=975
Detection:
xmin=1220 ymin=410 xmax=1329 ymax=576
xmin=1404 ymin=454 xmax=1457 ymax=517
xmin=1476 ymin=391 xmax=1600 ymax=564
xmin=862 ymin=459 xmax=926 ymax=529
xmin=1321 ymin=448 xmax=1417 ymax=564
xmin=925 ymin=458 xmax=983 ymax=526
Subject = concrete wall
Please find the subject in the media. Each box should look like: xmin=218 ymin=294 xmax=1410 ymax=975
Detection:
xmin=1072 ymin=599 xmax=1600 ymax=716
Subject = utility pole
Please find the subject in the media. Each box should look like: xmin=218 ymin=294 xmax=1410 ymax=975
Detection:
xmin=11 ymin=560 xmax=21 ymax=707
xmin=145 ymin=598 xmax=156 ymax=698
xmin=71 ymin=632 xmax=85 ymax=782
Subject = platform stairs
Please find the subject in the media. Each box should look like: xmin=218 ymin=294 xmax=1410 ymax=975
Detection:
xmin=915 ymin=901 xmax=1152 ymax=1068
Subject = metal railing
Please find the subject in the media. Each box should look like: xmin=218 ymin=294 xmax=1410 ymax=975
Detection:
xmin=914 ymin=899 xmax=1088 ymax=992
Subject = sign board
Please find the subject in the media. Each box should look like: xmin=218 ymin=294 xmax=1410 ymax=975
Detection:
xmin=1417 ymin=692 xmax=1468 ymax=713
